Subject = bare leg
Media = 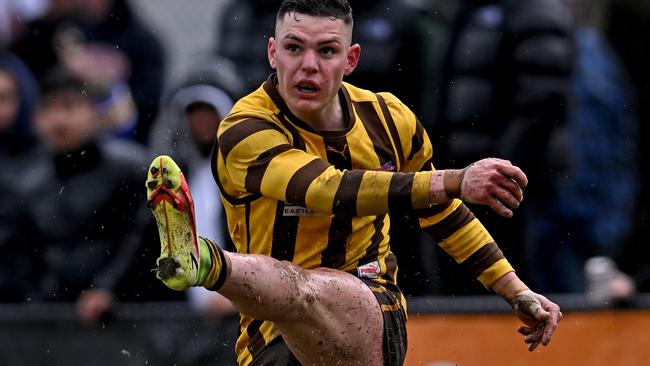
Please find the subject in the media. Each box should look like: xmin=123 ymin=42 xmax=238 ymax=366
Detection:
xmin=145 ymin=156 xmax=385 ymax=365
xmin=219 ymin=252 xmax=385 ymax=366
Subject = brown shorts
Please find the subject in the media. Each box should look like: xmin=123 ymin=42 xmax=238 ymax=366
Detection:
xmin=250 ymin=280 xmax=407 ymax=366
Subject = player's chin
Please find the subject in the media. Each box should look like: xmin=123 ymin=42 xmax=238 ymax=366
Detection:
xmin=291 ymin=99 xmax=323 ymax=114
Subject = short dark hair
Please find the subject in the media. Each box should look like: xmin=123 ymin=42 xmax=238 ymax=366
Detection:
xmin=277 ymin=0 xmax=353 ymax=26
xmin=40 ymin=67 xmax=101 ymax=100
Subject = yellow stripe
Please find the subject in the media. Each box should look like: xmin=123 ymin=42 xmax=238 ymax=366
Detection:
xmin=411 ymin=171 xmax=433 ymax=209
xmin=418 ymin=199 xmax=462 ymax=228
xmin=381 ymin=303 xmax=402 ymax=312
xmin=260 ymin=150 xmax=321 ymax=202
xmin=355 ymin=172 xmax=391 ymax=216
xmin=477 ymin=259 xmax=515 ymax=288
xmin=349 ymin=120 xmax=382 ymax=169
xmin=225 ymin=129 xmax=289 ymax=192
xmin=235 ymin=317 xmax=254 ymax=366
xmin=304 ymin=166 xmax=342 ymax=214
xmin=438 ymin=219 xmax=494 ymax=263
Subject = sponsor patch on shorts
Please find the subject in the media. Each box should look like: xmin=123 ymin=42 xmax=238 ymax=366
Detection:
xmin=357 ymin=261 xmax=381 ymax=279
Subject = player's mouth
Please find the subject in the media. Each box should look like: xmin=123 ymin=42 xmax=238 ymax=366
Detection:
xmin=295 ymin=80 xmax=320 ymax=98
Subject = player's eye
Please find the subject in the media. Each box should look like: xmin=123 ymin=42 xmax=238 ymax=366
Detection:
xmin=286 ymin=44 xmax=300 ymax=53
xmin=320 ymin=47 xmax=335 ymax=56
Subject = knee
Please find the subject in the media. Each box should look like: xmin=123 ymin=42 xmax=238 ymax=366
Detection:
xmin=274 ymin=262 xmax=324 ymax=318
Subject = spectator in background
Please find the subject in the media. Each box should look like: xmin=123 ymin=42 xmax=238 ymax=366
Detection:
xmin=430 ymin=0 xmax=574 ymax=294
xmin=607 ymin=0 xmax=650 ymax=293
xmin=8 ymin=67 xmax=163 ymax=321
xmin=72 ymin=0 xmax=165 ymax=145
xmin=537 ymin=0 xmax=639 ymax=295
xmin=0 ymin=52 xmax=39 ymax=302
xmin=55 ymin=22 xmax=139 ymax=139
xmin=11 ymin=0 xmax=166 ymax=145
xmin=213 ymin=0 xmax=278 ymax=96
xmin=0 ymin=0 xmax=48 ymax=47
xmin=149 ymin=56 xmax=242 ymax=316
xmin=9 ymin=0 xmax=77 ymax=80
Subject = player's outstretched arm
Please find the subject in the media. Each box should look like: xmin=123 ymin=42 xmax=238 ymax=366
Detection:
xmin=491 ymin=271 xmax=563 ymax=351
xmin=430 ymin=158 xmax=528 ymax=217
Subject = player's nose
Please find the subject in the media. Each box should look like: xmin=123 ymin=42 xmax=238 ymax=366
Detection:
xmin=301 ymin=50 xmax=319 ymax=72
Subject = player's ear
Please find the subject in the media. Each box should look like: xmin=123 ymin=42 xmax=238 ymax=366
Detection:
xmin=344 ymin=43 xmax=360 ymax=76
xmin=268 ymin=37 xmax=277 ymax=70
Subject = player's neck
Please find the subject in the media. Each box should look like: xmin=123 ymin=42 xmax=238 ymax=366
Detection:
xmin=296 ymin=95 xmax=346 ymax=132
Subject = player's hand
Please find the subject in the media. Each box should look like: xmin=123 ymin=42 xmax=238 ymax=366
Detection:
xmin=451 ymin=158 xmax=528 ymax=217
xmin=511 ymin=290 xmax=562 ymax=351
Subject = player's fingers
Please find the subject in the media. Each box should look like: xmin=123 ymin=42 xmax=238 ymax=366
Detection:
xmin=541 ymin=305 xmax=562 ymax=346
xmin=497 ymin=163 xmax=528 ymax=188
xmin=517 ymin=325 xmax=535 ymax=335
xmin=528 ymin=339 xmax=542 ymax=352
xmin=497 ymin=175 xmax=524 ymax=203
xmin=527 ymin=324 xmax=544 ymax=351
xmin=487 ymin=198 xmax=513 ymax=218
xmin=534 ymin=307 xmax=551 ymax=322
xmin=493 ymin=187 xmax=521 ymax=210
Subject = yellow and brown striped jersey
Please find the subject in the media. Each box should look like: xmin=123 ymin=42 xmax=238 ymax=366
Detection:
xmin=213 ymin=74 xmax=514 ymax=365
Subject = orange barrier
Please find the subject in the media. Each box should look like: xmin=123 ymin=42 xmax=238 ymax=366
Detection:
xmin=405 ymin=310 xmax=650 ymax=366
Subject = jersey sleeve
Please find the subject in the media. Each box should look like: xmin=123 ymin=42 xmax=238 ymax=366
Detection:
xmin=419 ymin=199 xmax=514 ymax=288
xmin=216 ymin=117 xmax=433 ymax=217
xmin=377 ymin=93 xmax=515 ymax=288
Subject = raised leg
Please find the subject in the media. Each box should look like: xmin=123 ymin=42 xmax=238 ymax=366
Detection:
xmin=146 ymin=155 xmax=385 ymax=365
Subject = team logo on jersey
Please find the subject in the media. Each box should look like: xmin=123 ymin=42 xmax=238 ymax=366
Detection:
xmin=375 ymin=161 xmax=396 ymax=172
xmin=357 ymin=261 xmax=381 ymax=279
xmin=283 ymin=205 xmax=323 ymax=216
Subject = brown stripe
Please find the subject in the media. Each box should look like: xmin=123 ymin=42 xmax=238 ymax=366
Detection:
xmin=271 ymin=201 xmax=298 ymax=261
xmin=245 ymin=202 xmax=252 ymax=253
xmin=277 ymin=112 xmax=307 ymax=151
xmin=332 ymin=170 xmax=365 ymax=216
xmin=218 ymin=119 xmax=285 ymax=161
xmin=459 ymin=242 xmax=505 ymax=278
xmin=383 ymin=253 xmax=399 ymax=285
xmin=285 ymin=159 xmax=331 ymax=206
xmin=387 ymin=172 xmax=414 ymax=213
xmin=358 ymin=214 xmax=386 ymax=267
xmin=423 ymin=204 xmax=475 ymax=243
xmin=324 ymin=135 xmax=351 ymax=170
xmin=321 ymin=215 xmax=352 ymax=269
xmin=413 ymin=199 xmax=454 ymax=218
xmin=373 ymin=289 xmax=397 ymax=306
xmin=321 ymin=171 xmax=364 ymax=269
xmin=211 ymin=139 xmax=262 ymax=205
xmin=375 ymin=93 xmax=403 ymax=168
xmin=245 ymin=144 xmax=293 ymax=193
xmin=353 ymin=101 xmax=396 ymax=165
xmin=246 ymin=319 xmax=266 ymax=360
xmin=407 ymin=119 xmax=425 ymax=161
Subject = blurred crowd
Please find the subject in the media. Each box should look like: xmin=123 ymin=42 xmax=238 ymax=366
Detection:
xmin=0 ymin=0 xmax=648 ymax=327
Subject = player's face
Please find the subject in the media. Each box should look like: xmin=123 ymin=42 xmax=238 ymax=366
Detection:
xmin=268 ymin=13 xmax=359 ymax=125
